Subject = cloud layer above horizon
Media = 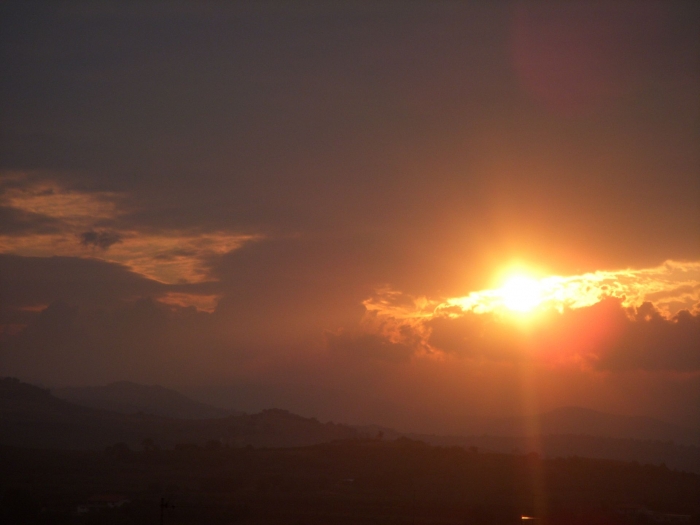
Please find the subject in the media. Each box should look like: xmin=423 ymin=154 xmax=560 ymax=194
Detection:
xmin=329 ymin=261 xmax=700 ymax=369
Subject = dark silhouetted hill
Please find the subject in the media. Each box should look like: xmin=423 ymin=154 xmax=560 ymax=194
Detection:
xmin=0 ymin=378 xmax=357 ymax=450
xmin=3 ymin=378 xmax=700 ymax=474
xmin=53 ymin=381 xmax=235 ymax=419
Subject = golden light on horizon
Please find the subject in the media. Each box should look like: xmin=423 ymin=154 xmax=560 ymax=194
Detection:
xmin=353 ymin=260 xmax=700 ymax=370
xmin=406 ymin=260 xmax=700 ymax=321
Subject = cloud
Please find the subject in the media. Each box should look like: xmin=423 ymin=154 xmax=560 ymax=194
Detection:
xmin=0 ymin=253 xmax=224 ymax=339
xmin=0 ymin=254 xmax=164 ymax=310
xmin=0 ymin=206 xmax=63 ymax=235
xmin=0 ymin=174 xmax=259 ymax=288
xmin=101 ymin=231 xmax=257 ymax=284
xmin=0 ymin=176 xmax=120 ymax=223
xmin=426 ymin=311 xmax=527 ymax=362
xmin=341 ymin=262 xmax=700 ymax=371
xmin=158 ymin=292 xmax=221 ymax=313
xmin=0 ymin=297 xmax=227 ymax=385
xmin=0 ymin=242 xmax=246 ymax=385
xmin=595 ymin=303 xmax=700 ymax=372
xmin=443 ymin=260 xmax=700 ymax=318
xmin=79 ymin=230 xmax=122 ymax=249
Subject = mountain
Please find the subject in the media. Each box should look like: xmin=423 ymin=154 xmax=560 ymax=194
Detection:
xmin=53 ymin=381 xmax=235 ymax=419
xmin=407 ymin=433 xmax=700 ymax=474
xmin=483 ymin=406 xmax=700 ymax=446
xmin=3 ymin=378 xmax=700 ymax=474
xmin=1 ymin=377 xmax=357 ymax=450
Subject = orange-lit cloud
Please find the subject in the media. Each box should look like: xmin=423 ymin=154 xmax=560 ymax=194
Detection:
xmin=0 ymin=174 xmax=259 ymax=309
xmin=370 ymin=260 xmax=700 ymax=321
xmin=158 ymin=292 xmax=222 ymax=313
xmin=1 ymin=177 xmax=121 ymax=223
xmin=0 ymin=229 xmax=254 ymax=284
xmin=338 ymin=261 xmax=700 ymax=370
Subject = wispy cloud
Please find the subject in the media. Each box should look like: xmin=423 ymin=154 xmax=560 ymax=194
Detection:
xmin=158 ymin=292 xmax=222 ymax=313
xmin=0 ymin=174 xmax=259 ymax=308
xmin=100 ymin=231 xmax=255 ymax=284
xmin=1 ymin=178 xmax=120 ymax=223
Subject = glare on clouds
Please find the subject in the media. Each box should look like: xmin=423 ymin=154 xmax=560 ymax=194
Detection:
xmin=353 ymin=261 xmax=700 ymax=368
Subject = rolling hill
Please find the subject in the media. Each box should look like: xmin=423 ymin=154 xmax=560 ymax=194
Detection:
xmin=53 ymin=381 xmax=235 ymax=419
xmin=3 ymin=377 xmax=699 ymax=474
xmin=1 ymin=378 xmax=357 ymax=450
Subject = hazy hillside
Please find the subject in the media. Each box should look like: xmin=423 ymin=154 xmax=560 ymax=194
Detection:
xmin=53 ymin=381 xmax=235 ymax=419
xmin=483 ymin=406 xmax=700 ymax=445
xmin=3 ymin=378 xmax=700 ymax=474
xmin=1 ymin=378 xmax=357 ymax=450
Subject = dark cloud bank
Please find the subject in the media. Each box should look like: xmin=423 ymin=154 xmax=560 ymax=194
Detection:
xmin=327 ymin=298 xmax=700 ymax=372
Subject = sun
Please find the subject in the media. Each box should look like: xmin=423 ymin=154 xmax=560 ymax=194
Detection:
xmin=499 ymin=275 xmax=543 ymax=313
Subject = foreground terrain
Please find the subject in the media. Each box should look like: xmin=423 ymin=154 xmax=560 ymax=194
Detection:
xmin=3 ymin=378 xmax=700 ymax=523
xmin=2 ymin=439 xmax=699 ymax=524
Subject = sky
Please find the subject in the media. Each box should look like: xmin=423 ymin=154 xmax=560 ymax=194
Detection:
xmin=1 ymin=1 xmax=699 ymax=433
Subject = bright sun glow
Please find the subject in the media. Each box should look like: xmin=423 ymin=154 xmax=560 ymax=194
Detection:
xmin=437 ymin=260 xmax=700 ymax=319
xmin=499 ymin=275 xmax=543 ymax=313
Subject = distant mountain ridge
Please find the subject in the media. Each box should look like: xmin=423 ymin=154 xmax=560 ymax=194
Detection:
xmin=53 ymin=381 xmax=236 ymax=419
xmin=3 ymin=378 xmax=700 ymax=474
xmin=483 ymin=406 xmax=700 ymax=446
xmin=358 ymin=406 xmax=699 ymax=446
xmin=43 ymin=380 xmax=700 ymax=446
xmin=1 ymin=378 xmax=357 ymax=450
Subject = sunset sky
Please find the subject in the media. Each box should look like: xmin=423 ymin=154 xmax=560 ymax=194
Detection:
xmin=1 ymin=1 xmax=699 ymax=433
